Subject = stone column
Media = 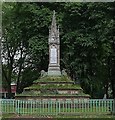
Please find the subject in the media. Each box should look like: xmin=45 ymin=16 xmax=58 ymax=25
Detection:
xmin=48 ymin=11 xmax=61 ymax=76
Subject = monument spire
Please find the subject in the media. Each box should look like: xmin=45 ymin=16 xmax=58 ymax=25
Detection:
xmin=48 ymin=11 xmax=61 ymax=76
xmin=49 ymin=10 xmax=59 ymax=44
xmin=51 ymin=10 xmax=57 ymax=30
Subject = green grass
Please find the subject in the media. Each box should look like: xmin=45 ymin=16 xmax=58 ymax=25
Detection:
xmin=1 ymin=101 xmax=114 ymax=119
xmin=1 ymin=113 xmax=115 ymax=119
xmin=1 ymin=105 xmax=115 ymax=119
xmin=1 ymin=113 xmax=16 ymax=119
xmin=17 ymin=82 xmax=86 ymax=97
xmin=1 ymin=99 xmax=115 ymax=119
xmin=17 ymin=106 xmax=111 ymax=114
xmin=1 ymin=104 xmax=112 ymax=114
xmin=24 ymin=84 xmax=82 ymax=90
xmin=16 ymin=75 xmax=90 ymax=97
xmin=16 ymin=93 xmax=89 ymax=97
xmin=33 ymin=76 xmax=72 ymax=83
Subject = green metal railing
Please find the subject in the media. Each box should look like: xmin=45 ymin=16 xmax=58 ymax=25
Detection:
xmin=1 ymin=99 xmax=114 ymax=116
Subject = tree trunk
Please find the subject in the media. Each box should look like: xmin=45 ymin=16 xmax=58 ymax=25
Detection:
xmin=105 ymin=83 xmax=109 ymax=99
xmin=16 ymin=47 xmax=25 ymax=93
xmin=111 ymin=42 xmax=115 ymax=99
xmin=2 ymin=66 xmax=12 ymax=98
xmin=111 ymin=61 xmax=115 ymax=98
xmin=7 ymin=61 xmax=13 ymax=98
xmin=16 ymin=62 xmax=23 ymax=93
xmin=5 ymin=41 xmax=15 ymax=98
xmin=7 ymin=83 xmax=12 ymax=98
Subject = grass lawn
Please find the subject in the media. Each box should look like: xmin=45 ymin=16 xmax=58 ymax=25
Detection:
xmin=1 ymin=101 xmax=115 ymax=119
xmin=1 ymin=113 xmax=115 ymax=120
xmin=2 ymin=105 xmax=113 ymax=114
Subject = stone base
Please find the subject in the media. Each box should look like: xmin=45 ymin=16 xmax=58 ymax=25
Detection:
xmin=16 ymin=75 xmax=90 ymax=101
xmin=48 ymin=70 xmax=61 ymax=76
xmin=48 ymin=66 xmax=61 ymax=76
xmin=15 ymin=95 xmax=90 ymax=101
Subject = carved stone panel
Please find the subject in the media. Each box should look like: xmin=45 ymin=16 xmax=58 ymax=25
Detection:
xmin=50 ymin=45 xmax=57 ymax=64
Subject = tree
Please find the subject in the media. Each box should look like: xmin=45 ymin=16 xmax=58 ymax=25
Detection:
xmin=60 ymin=3 xmax=115 ymax=98
xmin=2 ymin=2 xmax=115 ymax=98
xmin=2 ymin=3 xmax=51 ymax=96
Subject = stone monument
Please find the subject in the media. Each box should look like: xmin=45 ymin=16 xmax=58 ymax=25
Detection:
xmin=15 ymin=11 xmax=90 ymax=101
xmin=48 ymin=10 xmax=61 ymax=76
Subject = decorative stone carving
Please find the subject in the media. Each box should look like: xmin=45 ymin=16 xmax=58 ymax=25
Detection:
xmin=62 ymin=69 xmax=67 ymax=76
xmin=40 ymin=70 xmax=47 ymax=77
xmin=48 ymin=10 xmax=61 ymax=76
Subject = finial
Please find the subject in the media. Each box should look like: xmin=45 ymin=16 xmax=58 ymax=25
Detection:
xmin=53 ymin=10 xmax=55 ymax=16
xmin=51 ymin=10 xmax=56 ymax=28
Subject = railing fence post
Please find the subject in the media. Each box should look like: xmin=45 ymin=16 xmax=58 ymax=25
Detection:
xmin=16 ymin=100 xmax=19 ymax=115
xmin=0 ymin=99 xmax=2 ymax=116
xmin=15 ymin=100 xmax=17 ymax=114
xmin=56 ymin=100 xmax=58 ymax=116
xmin=113 ymin=99 xmax=115 ymax=115
xmin=58 ymin=100 xmax=60 ymax=114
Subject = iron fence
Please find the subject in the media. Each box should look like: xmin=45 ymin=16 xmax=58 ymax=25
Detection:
xmin=0 ymin=99 xmax=114 ymax=116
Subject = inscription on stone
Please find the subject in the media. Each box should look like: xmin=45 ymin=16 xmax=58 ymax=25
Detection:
xmin=50 ymin=46 xmax=57 ymax=64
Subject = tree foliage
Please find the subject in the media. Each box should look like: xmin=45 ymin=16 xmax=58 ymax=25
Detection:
xmin=2 ymin=2 xmax=115 ymax=98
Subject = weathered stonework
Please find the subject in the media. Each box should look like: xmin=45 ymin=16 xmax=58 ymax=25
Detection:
xmin=48 ymin=11 xmax=61 ymax=76
xmin=15 ymin=11 xmax=90 ymax=101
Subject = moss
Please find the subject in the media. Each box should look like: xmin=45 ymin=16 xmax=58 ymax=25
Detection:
xmin=24 ymin=84 xmax=82 ymax=90
xmin=33 ymin=76 xmax=72 ymax=83
xmin=16 ymin=94 xmax=90 ymax=97
xmin=17 ymin=75 xmax=90 ymax=98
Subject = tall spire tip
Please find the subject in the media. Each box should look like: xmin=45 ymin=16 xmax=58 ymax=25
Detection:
xmin=53 ymin=10 xmax=55 ymax=15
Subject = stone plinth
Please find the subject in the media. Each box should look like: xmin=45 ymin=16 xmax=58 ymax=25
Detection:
xmin=15 ymin=11 xmax=90 ymax=101
xmin=15 ymin=76 xmax=90 ymax=100
xmin=48 ymin=65 xmax=61 ymax=76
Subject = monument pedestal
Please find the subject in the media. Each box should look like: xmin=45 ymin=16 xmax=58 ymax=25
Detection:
xmin=48 ymin=65 xmax=61 ymax=76
xmin=15 ymin=11 xmax=90 ymax=101
xmin=16 ymin=75 xmax=90 ymax=100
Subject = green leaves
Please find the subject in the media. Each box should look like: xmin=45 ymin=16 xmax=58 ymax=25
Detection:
xmin=2 ymin=2 xmax=115 ymax=98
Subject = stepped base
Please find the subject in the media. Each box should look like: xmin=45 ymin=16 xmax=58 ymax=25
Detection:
xmin=15 ymin=76 xmax=90 ymax=100
xmin=15 ymin=95 xmax=90 ymax=100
